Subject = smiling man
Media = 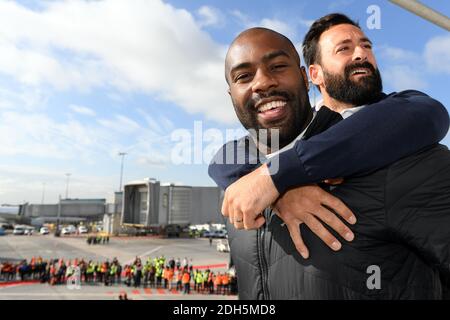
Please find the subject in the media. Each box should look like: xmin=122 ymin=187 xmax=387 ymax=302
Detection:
xmin=225 ymin=30 xmax=312 ymax=149
xmin=209 ymin=13 xmax=450 ymax=299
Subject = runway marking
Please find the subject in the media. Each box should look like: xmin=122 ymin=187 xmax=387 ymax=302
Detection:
xmin=0 ymin=280 xmax=40 ymax=288
xmin=125 ymin=246 xmax=162 ymax=265
xmin=0 ymin=293 xmax=118 ymax=297
xmin=157 ymin=288 xmax=166 ymax=294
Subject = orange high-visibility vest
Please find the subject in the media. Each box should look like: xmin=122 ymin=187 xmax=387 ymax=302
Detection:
xmin=182 ymin=273 xmax=190 ymax=284
xmin=214 ymin=275 xmax=222 ymax=286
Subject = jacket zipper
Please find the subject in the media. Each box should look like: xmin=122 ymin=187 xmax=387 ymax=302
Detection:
xmin=256 ymin=210 xmax=270 ymax=300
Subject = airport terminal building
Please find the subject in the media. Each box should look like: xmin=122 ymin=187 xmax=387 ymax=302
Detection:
xmin=121 ymin=179 xmax=223 ymax=227
xmin=22 ymin=199 xmax=106 ymax=225
xmin=15 ymin=179 xmax=223 ymax=233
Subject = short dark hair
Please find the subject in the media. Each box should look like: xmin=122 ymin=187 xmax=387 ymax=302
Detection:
xmin=225 ymin=27 xmax=301 ymax=84
xmin=302 ymin=13 xmax=360 ymax=67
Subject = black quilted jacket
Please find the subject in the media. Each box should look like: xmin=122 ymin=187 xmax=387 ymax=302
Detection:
xmin=227 ymin=144 xmax=450 ymax=299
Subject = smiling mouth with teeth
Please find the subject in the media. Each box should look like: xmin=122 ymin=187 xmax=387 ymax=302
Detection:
xmin=257 ymin=100 xmax=287 ymax=113
xmin=350 ymin=68 xmax=370 ymax=76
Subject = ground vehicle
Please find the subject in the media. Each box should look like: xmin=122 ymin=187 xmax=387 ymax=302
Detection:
xmin=214 ymin=230 xmax=228 ymax=238
xmin=205 ymin=229 xmax=228 ymax=238
xmin=216 ymin=239 xmax=230 ymax=252
xmin=13 ymin=226 xmax=25 ymax=235
xmin=0 ymin=227 xmax=5 ymax=236
xmin=78 ymin=226 xmax=88 ymax=234
xmin=61 ymin=226 xmax=76 ymax=235
xmin=202 ymin=230 xmax=213 ymax=238
xmin=24 ymin=227 xmax=34 ymax=235
xmin=40 ymin=227 xmax=49 ymax=235
xmin=165 ymin=224 xmax=181 ymax=238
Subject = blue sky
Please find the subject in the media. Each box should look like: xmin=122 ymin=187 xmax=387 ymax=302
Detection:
xmin=0 ymin=0 xmax=449 ymax=204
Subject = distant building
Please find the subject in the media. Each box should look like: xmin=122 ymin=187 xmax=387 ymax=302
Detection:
xmin=121 ymin=179 xmax=223 ymax=227
xmin=0 ymin=205 xmax=22 ymax=223
xmin=103 ymin=192 xmax=122 ymax=235
xmin=23 ymin=198 xmax=106 ymax=225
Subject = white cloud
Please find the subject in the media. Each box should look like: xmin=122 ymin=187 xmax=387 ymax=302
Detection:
xmin=69 ymin=104 xmax=96 ymax=116
xmin=260 ymin=18 xmax=297 ymax=40
xmin=0 ymin=84 xmax=49 ymax=111
xmin=377 ymin=45 xmax=427 ymax=91
xmin=378 ymin=34 xmax=450 ymax=92
xmin=137 ymin=108 xmax=163 ymax=133
xmin=136 ymin=154 xmax=170 ymax=168
xmin=378 ymin=45 xmax=420 ymax=63
xmin=0 ymin=0 xmax=235 ymax=124
xmin=98 ymin=114 xmax=141 ymax=134
xmin=382 ymin=65 xmax=427 ymax=91
xmin=197 ymin=6 xmax=224 ymax=27
xmin=425 ymin=34 xmax=450 ymax=74
xmin=230 ymin=10 xmax=298 ymax=41
xmin=0 ymin=111 xmax=117 ymax=162
xmin=0 ymin=166 xmax=117 ymax=203
xmin=0 ymin=107 xmax=174 ymax=202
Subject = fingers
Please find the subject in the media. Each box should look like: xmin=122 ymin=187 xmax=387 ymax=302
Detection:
xmin=233 ymin=212 xmax=265 ymax=230
xmin=285 ymin=221 xmax=309 ymax=259
xmin=303 ymin=214 xmax=342 ymax=252
xmin=222 ymin=188 xmax=263 ymax=229
xmin=314 ymin=205 xmax=354 ymax=242
xmin=221 ymin=191 xmax=229 ymax=217
xmin=319 ymin=191 xmax=356 ymax=225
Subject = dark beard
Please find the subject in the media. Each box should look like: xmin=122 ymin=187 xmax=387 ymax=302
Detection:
xmin=323 ymin=61 xmax=383 ymax=106
xmin=232 ymin=88 xmax=311 ymax=150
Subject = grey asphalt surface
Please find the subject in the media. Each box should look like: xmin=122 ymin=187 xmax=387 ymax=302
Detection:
xmin=0 ymin=234 xmax=236 ymax=300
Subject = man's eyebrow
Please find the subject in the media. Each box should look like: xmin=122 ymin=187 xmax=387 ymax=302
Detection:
xmin=262 ymin=50 xmax=290 ymax=62
xmin=229 ymin=62 xmax=252 ymax=77
xmin=360 ymin=37 xmax=372 ymax=44
xmin=335 ymin=39 xmax=352 ymax=47
xmin=228 ymin=50 xmax=291 ymax=79
xmin=335 ymin=37 xmax=373 ymax=47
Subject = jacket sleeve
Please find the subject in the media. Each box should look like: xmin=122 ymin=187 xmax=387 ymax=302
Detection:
xmin=208 ymin=138 xmax=262 ymax=190
xmin=386 ymin=145 xmax=450 ymax=280
xmin=268 ymin=90 xmax=449 ymax=194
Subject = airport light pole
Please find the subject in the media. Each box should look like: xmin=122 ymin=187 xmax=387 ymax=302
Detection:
xmin=118 ymin=152 xmax=127 ymax=192
xmin=389 ymin=0 xmax=450 ymax=31
xmin=65 ymin=173 xmax=71 ymax=199
xmin=41 ymin=183 xmax=46 ymax=205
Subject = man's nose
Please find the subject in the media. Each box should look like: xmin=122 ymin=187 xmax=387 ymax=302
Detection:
xmin=352 ymin=45 xmax=368 ymax=62
xmin=251 ymin=69 xmax=278 ymax=93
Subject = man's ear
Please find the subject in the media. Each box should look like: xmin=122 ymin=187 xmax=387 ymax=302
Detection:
xmin=300 ymin=66 xmax=309 ymax=91
xmin=309 ymin=64 xmax=323 ymax=88
xmin=227 ymin=88 xmax=231 ymax=96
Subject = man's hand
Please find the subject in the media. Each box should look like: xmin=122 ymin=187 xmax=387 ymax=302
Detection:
xmin=273 ymin=185 xmax=356 ymax=259
xmin=221 ymin=163 xmax=279 ymax=230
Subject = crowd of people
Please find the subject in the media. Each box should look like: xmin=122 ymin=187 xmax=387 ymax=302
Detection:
xmin=86 ymin=235 xmax=110 ymax=245
xmin=0 ymin=256 xmax=237 ymax=295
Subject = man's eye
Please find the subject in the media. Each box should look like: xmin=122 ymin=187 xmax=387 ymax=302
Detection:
xmin=235 ymin=73 xmax=251 ymax=82
xmin=337 ymin=47 xmax=348 ymax=53
xmin=364 ymin=44 xmax=372 ymax=49
xmin=272 ymin=64 xmax=287 ymax=70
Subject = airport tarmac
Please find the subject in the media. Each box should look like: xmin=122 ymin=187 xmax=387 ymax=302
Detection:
xmin=0 ymin=234 xmax=236 ymax=300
